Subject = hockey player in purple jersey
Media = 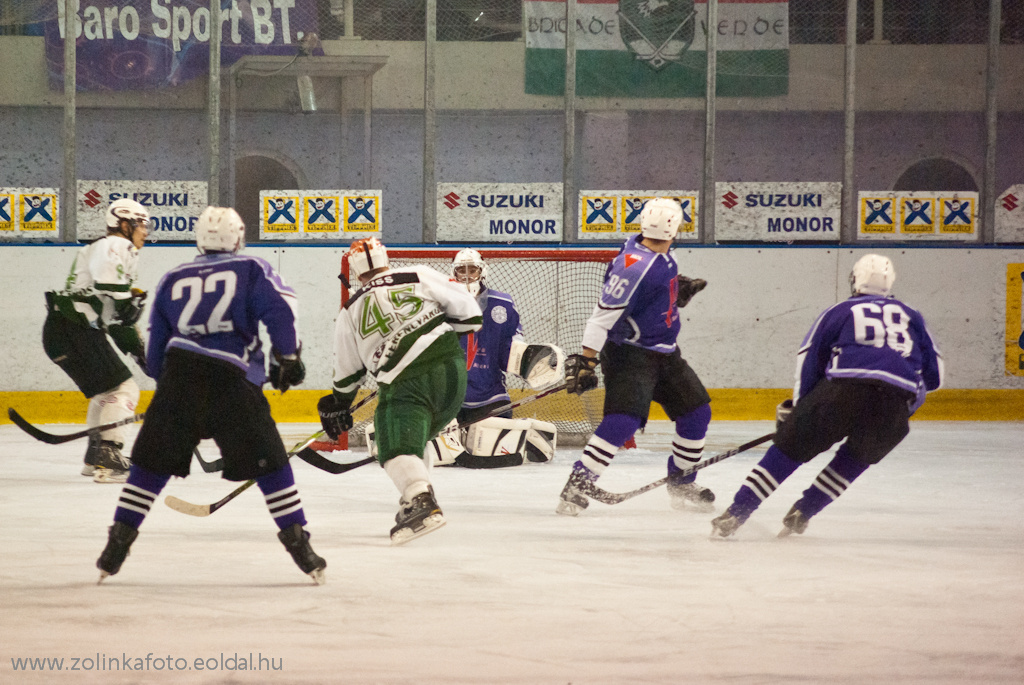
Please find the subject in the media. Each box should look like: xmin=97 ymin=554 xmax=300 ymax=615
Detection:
xmin=557 ymin=198 xmax=713 ymax=515
xmin=96 ymin=206 xmax=325 ymax=584
xmin=711 ymin=254 xmax=944 ymax=538
xmin=453 ymin=249 xmax=525 ymax=422
xmin=446 ymin=249 xmax=563 ymax=468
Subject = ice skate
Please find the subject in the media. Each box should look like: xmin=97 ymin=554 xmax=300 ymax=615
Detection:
xmin=710 ymin=509 xmax=744 ymax=538
xmin=277 ymin=523 xmax=327 ymax=584
xmin=92 ymin=441 xmax=130 ymax=484
xmin=81 ymin=434 xmax=102 ymax=477
xmin=778 ymin=505 xmax=810 ymax=538
xmin=390 ymin=487 xmax=446 ymax=546
xmin=667 ymin=474 xmax=715 ymax=513
xmin=96 ymin=521 xmax=139 ymax=582
xmin=555 ymin=466 xmax=592 ymax=516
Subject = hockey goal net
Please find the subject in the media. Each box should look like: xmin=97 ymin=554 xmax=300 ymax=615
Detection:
xmin=334 ymin=247 xmax=618 ymax=447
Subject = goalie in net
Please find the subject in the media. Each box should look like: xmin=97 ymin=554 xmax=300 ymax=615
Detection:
xmin=445 ymin=249 xmax=564 ymax=468
xmin=332 ymin=247 xmax=614 ymax=461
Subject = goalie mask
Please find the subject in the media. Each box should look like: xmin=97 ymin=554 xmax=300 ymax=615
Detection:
xmin=452 ymin=248 xmax=488 ymax=297
xmin=196 ymin=206 xmax=245 ymax=254
xmin=348 ymin=237 xmax=389 ymax=283
xmin=850 ymin=253 xmax=895 ymax=297
xmin=639 ymin=198 xmax=683 ymax=241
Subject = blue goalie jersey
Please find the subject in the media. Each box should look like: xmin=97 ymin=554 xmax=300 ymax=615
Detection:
xmin=459 ymin=287 xmax=523 ymax=408
xmin=582 ymin=235 xmax=680 ymax=353
xmin=147 ymin=253 xmax=301 ymax=385
xmin=795 ymin=293 xmax=943 ymax=408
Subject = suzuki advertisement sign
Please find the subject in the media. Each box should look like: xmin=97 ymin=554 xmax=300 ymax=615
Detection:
xmin=437 ymin=183 xmax=563 ymax=243
xmin=715 ymin=182 xmax=841 ymax=242
xmin=77 ymin=180 xmax=207 ymax=242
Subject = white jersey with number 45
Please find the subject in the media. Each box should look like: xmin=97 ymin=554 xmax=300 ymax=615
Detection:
xmin=333 ymin=265 xmax=483 ymax=392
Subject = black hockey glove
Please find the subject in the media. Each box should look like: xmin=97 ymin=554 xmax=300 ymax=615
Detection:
xmin=676 ymin=276 xmax=707 ymax=308
xmin=775 ymin=399 xmax=794 ymax=431
xmin=564 ymin=354 xmax=599 ymax=395
xmin=269 ymin=345 xmax=306 ymax=394
xmin=114 ymin=288 xmax=148 ymax=325
xmin=107 ymin=324 xmax=148 ymax=374
xmin=318 ymin=394 xmax=354 ymax=441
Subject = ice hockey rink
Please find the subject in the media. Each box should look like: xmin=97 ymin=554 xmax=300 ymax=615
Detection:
xmin=1 ymin=419 xmax=1021 ymax=684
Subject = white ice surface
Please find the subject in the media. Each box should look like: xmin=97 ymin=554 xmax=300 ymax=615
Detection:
xmin=1 ymin=420 xmax=1022 ymax=684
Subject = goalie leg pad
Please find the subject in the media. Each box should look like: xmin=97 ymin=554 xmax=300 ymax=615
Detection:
xmin=460 ymin=417 xmax=533 ymax=468
xmin=524 ymin=419 xmax=557 ymax=463
xmin=507 ymin=341 xmax=566 ymax=390
xmin=424 ymin=419 xmax=466 ymax=467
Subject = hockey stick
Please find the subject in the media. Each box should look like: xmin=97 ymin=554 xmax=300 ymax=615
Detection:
xmin=7 ymin=407 xmax=145 ymax=445
xmin=577 ymin=432 xmax=775 ymax=505
xmin=193 ymin=447 xmax=224 ymax=473
xmin=292 ymin=391 xmax=381 ymax=474
xmin=164 ymin=431 xmax=326 ymax=517
xmin=292 ymin=382 xmax=572 ymax=474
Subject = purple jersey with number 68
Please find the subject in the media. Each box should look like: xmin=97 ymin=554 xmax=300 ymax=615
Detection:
xmin=582 ymin=235 xmax=680 ymax=353
xmin=794 ymin=293 xmax=943 ymax=409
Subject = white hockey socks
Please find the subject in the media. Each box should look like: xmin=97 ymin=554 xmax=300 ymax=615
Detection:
xmin=383 ymin=454 xmax=431 ymax=502
xmin=89 ymin=378 xmax=140 ymax=445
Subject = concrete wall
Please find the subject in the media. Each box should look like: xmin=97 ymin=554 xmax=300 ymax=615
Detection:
xmin=2 ymin=244 xmax=1021 ymax=397
xmin=2 ymin=38 xmax=1024 ymax=244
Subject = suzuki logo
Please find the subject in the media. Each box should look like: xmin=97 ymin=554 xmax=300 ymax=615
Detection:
xmin=721 ymin=191 xmax=738 ymax=209
xmin=1003 ymin=194 xmax=1019 ymax=212
xmin=83 ymin=190 xmax=102 ymax=208
xmin=443 ymin=192 xmax=460 ymax=209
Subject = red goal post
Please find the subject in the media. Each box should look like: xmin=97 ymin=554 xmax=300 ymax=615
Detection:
xmin=331 ymin=247 xmax=620 ymax=446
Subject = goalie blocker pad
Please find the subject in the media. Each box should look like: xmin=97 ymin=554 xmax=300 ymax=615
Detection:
xmin=507 ymin=341 xmax=566 ymax=390
xmin=459 ymin=417 xmax=557 ymax=469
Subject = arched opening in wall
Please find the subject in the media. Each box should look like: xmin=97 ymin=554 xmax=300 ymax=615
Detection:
xmin=893 ymin=158 xmax=978 ymax=192
xmin=234 ymin=156 xmax=299 ymax=243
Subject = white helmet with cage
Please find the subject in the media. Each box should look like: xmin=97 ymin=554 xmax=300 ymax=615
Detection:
xmin=639 ymin=198 xmax=683 ymax=241
xmin=451 ymin=248 xmax=488 ymax=296
xmin=106 ymin=198 xmax=150 ymax=232
xmin=196 ymin=206 xmax=246 ymax=254
xmin=348 ymin=237 xmax=389 ymax=282
xmin=850 ymin=253 xmax=895 ymax=296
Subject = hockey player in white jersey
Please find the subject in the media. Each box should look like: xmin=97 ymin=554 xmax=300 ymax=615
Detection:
xmin=318 ymin=238 xmax=483 ymax=544
xmin=42 ymin=198 xmax=151 ymax=483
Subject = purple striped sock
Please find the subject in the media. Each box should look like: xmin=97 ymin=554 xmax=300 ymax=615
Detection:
xmin=257 ymin=465 xmax=307 ymax=530
xmin=113 ymin=465 xmax=170 ymax=529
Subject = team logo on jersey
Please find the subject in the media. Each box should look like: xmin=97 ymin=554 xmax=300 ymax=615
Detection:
xmin=491 ymin=305 xmax=508 ymax=324
xmin=624 ymin=254 xmax=642 ymax=269
xmin=618 ymin=0 xmax=696 ymax=70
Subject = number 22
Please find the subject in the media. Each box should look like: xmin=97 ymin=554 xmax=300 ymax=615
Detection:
xmin=171 ymin=272 xmax=237 ymax=335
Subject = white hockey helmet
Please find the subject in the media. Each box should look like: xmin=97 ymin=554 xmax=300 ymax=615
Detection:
xmin=850 ymin=253 xmax=895 ymax=296
xmin=451 ymin=248 xmax=488 ymax=296
xmin=348 ymin=237 xmax=389 ymax=282
xmin=106 ymin=198 xmax=149 ymax=231
xmin=639 ymin=198 xmax=683 ymax=241
xmin=195 ymin=206 xmax=245 ymax=254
